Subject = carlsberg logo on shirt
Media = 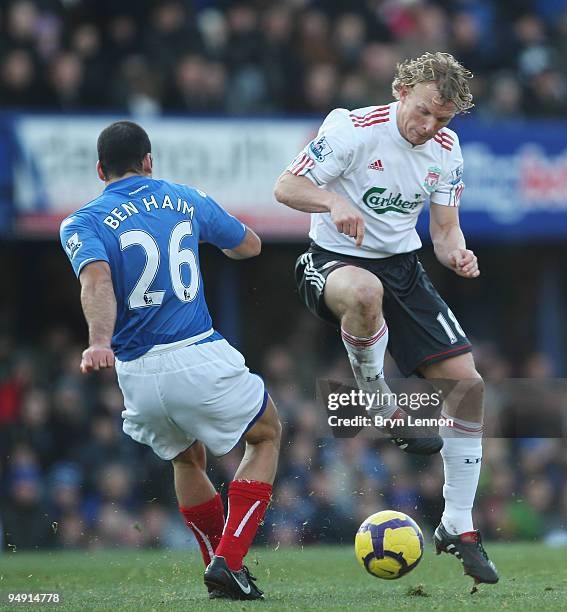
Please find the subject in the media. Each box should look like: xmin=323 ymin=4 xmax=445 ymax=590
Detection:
xmin=362 ymin=187 xmax=424 ymax=215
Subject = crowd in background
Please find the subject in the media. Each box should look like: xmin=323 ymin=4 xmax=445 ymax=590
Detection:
xmin=1 ymin=0 xmax=567 ymax=117
xmin=1 ymin=310 xmax=566 ymax=552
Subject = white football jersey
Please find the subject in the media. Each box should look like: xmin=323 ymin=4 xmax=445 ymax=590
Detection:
xmin=287 ymin=102 xmax=465 ymax=258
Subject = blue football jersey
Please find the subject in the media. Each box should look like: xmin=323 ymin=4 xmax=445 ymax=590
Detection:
xmin=60 ymin=176 xmax=246 ymax=361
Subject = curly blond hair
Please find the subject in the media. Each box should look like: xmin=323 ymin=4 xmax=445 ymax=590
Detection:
xmin=392 ymin=52 xmax=474 ymax=113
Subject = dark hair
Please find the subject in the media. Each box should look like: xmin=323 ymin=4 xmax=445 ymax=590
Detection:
xmin=97 ymin=121 xmax=151 ymax=179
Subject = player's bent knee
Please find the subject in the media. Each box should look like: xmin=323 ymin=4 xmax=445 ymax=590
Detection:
xmin=350 ymin=280 xmax=383 ymax=316
xmin=171 ymin=441 xmax=207 ymax=469
xmin=442 ymin=364 xmax=483 ymax=384
xmin=471 ymin=371 xmax=485 ymax=395
xmin=422 ymin=353 xmax=482 ymax=382
xmin=245 ymin=397 xmax=281 ymax=448
xmin=459 ymin=369 xmax=485 ymax=400
xmin=325 ymin=266 xmax=383 ymax=318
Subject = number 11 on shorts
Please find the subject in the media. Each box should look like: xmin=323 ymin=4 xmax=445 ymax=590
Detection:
xmin=437 ymin=309 xmax=466 ymax=344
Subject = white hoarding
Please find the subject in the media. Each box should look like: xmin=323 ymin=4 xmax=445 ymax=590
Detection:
xmin=13 ymin=116 xmax=317 ymax=237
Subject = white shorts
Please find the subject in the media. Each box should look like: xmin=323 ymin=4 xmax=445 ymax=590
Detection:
xmin=115 ymin=338 xmax=267 ymax=460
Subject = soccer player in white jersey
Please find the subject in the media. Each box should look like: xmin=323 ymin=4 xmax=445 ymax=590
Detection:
xmin=274 ymin=52 xmax=498 ymax=585
xmin=60 ymin=121 xmax=280 ymax=600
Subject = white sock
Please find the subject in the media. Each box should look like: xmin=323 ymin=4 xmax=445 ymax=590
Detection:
xmin=341 ymin=322 xmax=399 ymax=419
xmin=439 ymin=414 xmax=483 ymax=535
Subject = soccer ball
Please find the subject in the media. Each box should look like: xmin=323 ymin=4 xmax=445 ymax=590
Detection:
xmin=354 ymin=510 xmax=424 ymax=579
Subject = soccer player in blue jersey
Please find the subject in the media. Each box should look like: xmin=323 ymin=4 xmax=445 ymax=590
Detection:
xmin=60 ymin=121 xmax=280 ymax=600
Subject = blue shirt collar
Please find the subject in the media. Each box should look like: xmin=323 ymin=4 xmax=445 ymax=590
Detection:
xmin=103 ymin=175 xmax=150 ymax=192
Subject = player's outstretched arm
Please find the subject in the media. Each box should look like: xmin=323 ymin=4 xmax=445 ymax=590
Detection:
xmin=274 ymin=171 xmax=365 ymax=246
xmin=78 ymin=261 xmax=117 ymax=373
xmin=222 ymin=226 xmax=261 ymax=260
xmin=430 ymin=204 xmax=479 ymax=278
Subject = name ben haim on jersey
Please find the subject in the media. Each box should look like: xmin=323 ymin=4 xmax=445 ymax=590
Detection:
xmin=102 ymin=192 xmax=194 ymax=230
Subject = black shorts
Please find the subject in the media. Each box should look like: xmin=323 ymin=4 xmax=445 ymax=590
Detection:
xmin=295 ymin=243 xmax=472 ymax=377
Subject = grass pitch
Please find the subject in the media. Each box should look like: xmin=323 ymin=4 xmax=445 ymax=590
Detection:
xmin=2 ymin=543 xmax=566 ymax=611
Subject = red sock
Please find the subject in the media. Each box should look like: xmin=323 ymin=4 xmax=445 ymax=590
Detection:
xmin=179 ymin=492 xmax=225 ymax=566
xmin=215 ymin=480 xmax=272 ymax=571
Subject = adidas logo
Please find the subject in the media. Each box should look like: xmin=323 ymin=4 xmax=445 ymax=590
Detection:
xmin=368 ymin=159 xmax=384 ymax=171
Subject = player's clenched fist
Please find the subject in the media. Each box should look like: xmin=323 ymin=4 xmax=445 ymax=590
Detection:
xmin=448 ymin=248 xmax=479 ymax=278
xmin=80 ymin=345 xmax=115 ymax=373
xmin=328 ymin=195 xmax=365 ymax=246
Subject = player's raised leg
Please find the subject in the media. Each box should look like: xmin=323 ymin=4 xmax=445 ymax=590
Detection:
xmin=324 ymin=266 xmax=391 ymax=393
xmin=420 ymin=353 xmax=498 ymax=584
xmin=205 ymin=397 xmax=281 ymax=600
xmin=324 ymin=265 xmax=442 ymax=455
xmin=173 ymin=442 xmax=225 ymax=569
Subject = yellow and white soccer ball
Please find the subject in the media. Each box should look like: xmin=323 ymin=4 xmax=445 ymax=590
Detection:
xmin=355 ymin=510 xmax=424 ymax=579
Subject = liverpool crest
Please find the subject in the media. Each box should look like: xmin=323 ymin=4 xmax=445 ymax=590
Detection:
xmin=423 ymin=166 xmax=441 ymax=194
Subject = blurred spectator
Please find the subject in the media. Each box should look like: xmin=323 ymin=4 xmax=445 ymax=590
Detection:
xmin=334 ymin=13 xmax=366 ymax=70
xmin=164 ymin=54 xmax=227 ymax=113
xmin=514 ymin=14 xmax=554 ymax=79
xmin=95 ymin=504 xmax=143 ymax=549
xmin=303 ymin=471 xmax=355 ymax=543
xmin=104 ymin=14 xmax=141 ymax=63
xmin=335 ymin=73 xmax=369 ymax=110
xmin=76 ymin=415 xmax=136 ymax=481
xmin=451 ymin=12 xmax=495 ymax=76
xmin=5 ymin=0 xmax=40 ymax=51
xmin=2 ymin=445 xmax=54 ymax=550
xmin=479 ymin=72 xmax=524 ymax=119
xmin=0 ymin=49 xmax=44 ymax=108
xmin=398 ymin=3 xmax=450 ymax=58
xmin=269 ymin=479 xmax=313 ymax=546
xmin=57 ymin=512 xmax=87 ymax=549
xmin=46 ymin=51 xmax=87 ymax=110
xmin=302 ymin=63 xmax=338 ymax=114
xmin=553 ymin=9 xmax=567 ymax=74
xmin=360 ymin=42 xmax=398 ymax=103
xmin=15 ymin=388 xmax=55 ymax=467
xmin=226 ymin=2 xmax=263 ymax=69
xmin=198 ymin=9 xmax=228 ymax=60
xmin=113 ymin=55 xmax=162 ymax=116
xmin=525 ymin=68 xmax=567 ymax=118
xmin=72 ymin=23 xmax=111 ymax=108
xmin=296 ymin=9 xmax=335 ymax=66
xmin=147 ymin=1 xmax=203 ymax=71
xmin=261 ymin=5 xmax=301 ymax=112
xmin=50 ymin=381 xmax=89 ymax=458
